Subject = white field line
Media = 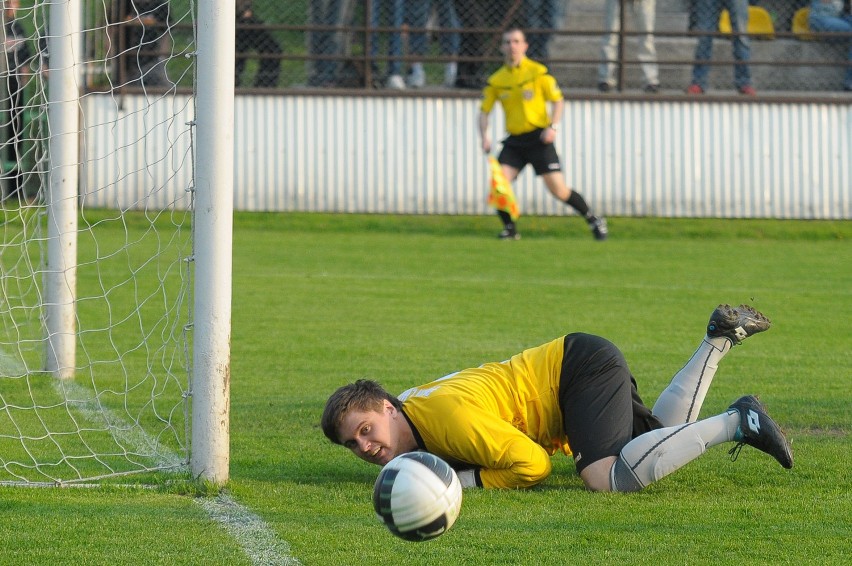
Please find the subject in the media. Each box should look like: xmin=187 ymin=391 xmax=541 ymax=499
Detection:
xmin=0 ymin=347 xmax=27 ymax=377
xmin=54 ymin=379 xmax=186 ymax=471
xmin=196 ymin=494 xmax=303 ymax=566
xmin=2 ymin=361 xmax=303 ymax=566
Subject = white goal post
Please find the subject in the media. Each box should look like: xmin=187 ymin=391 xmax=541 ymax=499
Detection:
xmin=192 ymin=0 xmax=234 ymax=485
xmin=0 ymin=0 xmax=233 ymax=485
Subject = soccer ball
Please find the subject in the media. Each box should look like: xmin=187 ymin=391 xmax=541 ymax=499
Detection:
xmin=372 ymin=452 xmax=463 ymax=542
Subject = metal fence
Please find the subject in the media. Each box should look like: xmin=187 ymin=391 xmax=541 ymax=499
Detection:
xmin=229 ymin=0 xmax=847 ymax=97
xmin=3 ymin=1 xmax=850 ymax=216
xmin=78 ymin=93 xmax=851 ymax=219
xmin=3 ymin=1 xmax=849 ymax=98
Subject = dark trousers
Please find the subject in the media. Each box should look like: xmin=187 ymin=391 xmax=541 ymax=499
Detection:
xmin=2 ymin=76 xmax=26 ymax=200
xmin=454 ymin=0 xmax=520 ymax=88
xmin=236 ymin=16 xmax=283 ymax=88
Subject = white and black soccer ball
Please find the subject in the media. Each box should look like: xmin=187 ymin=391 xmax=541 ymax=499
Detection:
xmin=372 ymin=452 xmax=463 ymax=542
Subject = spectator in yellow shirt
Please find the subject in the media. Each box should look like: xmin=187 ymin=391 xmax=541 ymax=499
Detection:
xmin=479 ymin=28 xmax=608 ymax=241
xmin=322 ymin=304 xmax=793 ymax=491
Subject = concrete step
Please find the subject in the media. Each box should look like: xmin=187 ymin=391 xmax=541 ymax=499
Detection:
xmin=560 ymin=0 xmax=692 ymax=32
xmin=559 ymin=0 xmax=801 ymax=32
xmin=560 ymin=12 xmax=690 ymax=33
xmin=564 ymin=0 xmax=691 ymax=10
xmin=547 ymin=36 xmax=848 ymax=92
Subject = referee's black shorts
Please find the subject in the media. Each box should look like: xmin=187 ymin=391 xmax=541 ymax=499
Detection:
xmin=558 ymin=333 xmax=663 ymax=474
xmin=498 ymin=129 xmax=561 ymax=176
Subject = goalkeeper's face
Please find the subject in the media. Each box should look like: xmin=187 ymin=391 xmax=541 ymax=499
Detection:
xmin=338 ymin=400 xmax=406 ymax=466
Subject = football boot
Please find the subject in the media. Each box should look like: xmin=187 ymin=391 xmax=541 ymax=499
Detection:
xmin=707 ymin=304 xmax=770 ymax=345
xmin=727 ymin=395 xmax=793 ymax=469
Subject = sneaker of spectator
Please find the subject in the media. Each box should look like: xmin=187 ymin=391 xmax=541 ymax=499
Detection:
xmin=737 ymin=85 xmax=757 ymax=96
xmin=387 ymin=74 xmax=406 ymax=90
xmin=686 ymin=84 xmax=704 ymax=95
xmin=407 ymin=64 xmax=426 ymax=88
xmin=443 ymin=62 xmax=458 ymax=88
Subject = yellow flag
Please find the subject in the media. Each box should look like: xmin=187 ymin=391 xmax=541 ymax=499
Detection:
xmin=487 ymin=156 xmax=520 ymax=220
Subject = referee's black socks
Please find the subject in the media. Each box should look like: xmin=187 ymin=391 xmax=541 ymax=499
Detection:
xmin=564 ymin=191 xmax=591 ymax=217
xmin=497 ymin=210 xmax=514 ymax=226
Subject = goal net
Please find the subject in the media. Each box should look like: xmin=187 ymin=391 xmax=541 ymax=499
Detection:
xmin=0 ymin=0 xmax=203 ymax=485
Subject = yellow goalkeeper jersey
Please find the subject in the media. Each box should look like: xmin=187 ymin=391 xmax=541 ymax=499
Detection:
xmin=479 ymin=57 xmax=563 ymax=136
xmin=398 ymin=336 xmax=570 ymax=489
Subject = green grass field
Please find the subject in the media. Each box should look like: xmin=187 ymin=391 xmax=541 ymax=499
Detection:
xmin=0 ymin=213 xmax=850 ymax=565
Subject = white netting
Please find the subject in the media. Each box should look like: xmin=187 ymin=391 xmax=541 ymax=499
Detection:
xmin=0 ymin=0 xmax=196 ymax=485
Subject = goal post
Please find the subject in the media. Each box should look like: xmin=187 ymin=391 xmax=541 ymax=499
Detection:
xmin=191 ymin=0 xmax=235 ymax=485
xmin=44 ymin=0 xmax=81 ymax=380
xmin=0 ymin=0 xmax=233 ymax=486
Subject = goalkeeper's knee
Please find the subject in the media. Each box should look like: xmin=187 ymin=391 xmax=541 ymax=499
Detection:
xmin=609 ymin=454 xmax=645 ymax=492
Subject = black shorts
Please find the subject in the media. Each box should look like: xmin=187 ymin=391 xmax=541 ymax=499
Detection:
xmin=498 ymin=129 xmax=562 ymax=176
xmin=558 ymin=333 xmax=663 ymax=474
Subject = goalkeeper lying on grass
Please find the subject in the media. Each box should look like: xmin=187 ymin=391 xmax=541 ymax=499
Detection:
xmin=322 ymin=304 xmax=793 ymax=491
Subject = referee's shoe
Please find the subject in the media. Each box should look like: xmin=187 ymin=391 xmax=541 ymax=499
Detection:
xmin=498 ymin=224 xmax=520 ymax=240
xmin=587 ymin=215 xmax=608 ymax=241
xmin=727 ymin=395 xmax=793 ymax=469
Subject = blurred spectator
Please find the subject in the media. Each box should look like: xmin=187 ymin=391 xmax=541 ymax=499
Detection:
xmin=686 ymin=0 xmax=756 ymax=95
xmin=368 ymin=0 xmax=405 ymax=88
xmin=235 ymin=0 xmax=282 ymax=88
xmin=114 ymin=0 xmax=172 ymax=87
xmin=405 ymin=0 xmax=461 ymax=88
xmin=808 ymin=0 xmax=852 ymax=91
xmin=687 ymin=0 xmax=700 ymax=30
xmin=524 ymin=0 xmax=560 ymax=60
xmin=2 ymin=0 xmax=32 ymax=200
xmin=598 ymin=0 xmax=660 ymax=93
xmin=454 ymin=0 xmax=519 ymax=89
xmin=307 ymin=0 xmax=356 ymax=87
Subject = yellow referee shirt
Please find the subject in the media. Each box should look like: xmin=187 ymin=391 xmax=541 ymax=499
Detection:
xmin=398 ymin=337 xmax=571 ymax=489
xmin=480 ymin=57 xmax=563 ymax=136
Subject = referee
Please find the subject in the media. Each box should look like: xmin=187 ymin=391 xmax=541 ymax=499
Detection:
xmin=479 ymin=28 xmax=608 ymax=241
